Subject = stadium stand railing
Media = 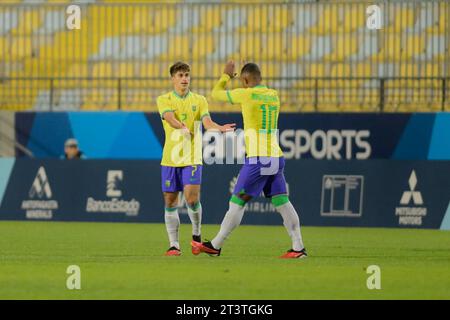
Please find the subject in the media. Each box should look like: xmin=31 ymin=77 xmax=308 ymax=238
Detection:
xmin=0 ymin=0 xmax=449 ymax=112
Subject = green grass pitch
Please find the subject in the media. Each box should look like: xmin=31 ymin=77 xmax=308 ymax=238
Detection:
xmin=0 ymin=221 xmax=449 ymax=299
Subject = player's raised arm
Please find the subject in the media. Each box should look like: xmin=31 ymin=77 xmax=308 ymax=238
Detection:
xmin=211 ymin=60 xmax=245 ymax=104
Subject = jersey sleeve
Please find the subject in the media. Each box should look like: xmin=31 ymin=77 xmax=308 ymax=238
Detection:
xmin=199 ymin=96 xmax=210 ymax=120
xmin=156 ymin=95 xmax=173 ymax=119
xmin=211 ymin=74 xmax=247 ymax=104
xmin=224 ymin=88 xmax=247 ymax=104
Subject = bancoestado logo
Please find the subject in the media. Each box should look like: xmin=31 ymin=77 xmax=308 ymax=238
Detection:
xmin=86 ymin=170 xmax=140 ymax=216
xmin=228 ymin=176 xmax=290 ymax=213
xmin=21 ymin=166 xmax=58 ymax=220
xmin=395 ymin=170 xmax=427 ymax=226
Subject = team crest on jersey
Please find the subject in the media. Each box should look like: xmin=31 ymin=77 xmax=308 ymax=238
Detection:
xmin=165 ymin=180 xmax=171 ymax=187
xmin=191 ymin=105 xmax=197 ymax=111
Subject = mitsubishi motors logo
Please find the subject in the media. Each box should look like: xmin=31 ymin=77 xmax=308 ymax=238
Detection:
xmin=22 ymin=166 xmax=58 ymax=220
xmin=395 ymin=170 xmax=427 ymax=226
xmin=400 ymin=170 xmax=423 ymax=205
xmin=29 ymin=167 xmax=52 ymax=199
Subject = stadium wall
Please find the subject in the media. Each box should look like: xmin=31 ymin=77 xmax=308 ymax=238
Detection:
xmin=2 ymin=111 xmax=450 ymax=229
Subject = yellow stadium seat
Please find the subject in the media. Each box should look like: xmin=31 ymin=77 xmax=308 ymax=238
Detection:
xmin=0 ymin=37 xmax=8 ymax=59
xmin=82 ymin=88 xmax=119 ymax=111
xmin=355 ymin=63 xmax=372 ymax=78
xmin=353 ymin=63 xmax=373 ymax=89
xmin=386 ymin=8 xmax=416 ymax=32
xmin=340 ymin=104 xmax=361 ymax=112
xmin=402 ymin=35 xmax=425 ymax=60
xmin=384 ymin=89 xmax=407 ymax=111
xmin=295 ymin=63 xmax=325 ymax=89
xmin=21 ymin=57 xmax=49 ymax=77
xmin=309 ymin=63 xmax=326 ymax=79
xmin=117 ymin=62 xmax=135 ymax=78
xmin=125 ymin=6 xmax=175 ymax=34
xmin=92 ymin=63 xmax=113 ymax=78
xmin=11 ymin=10 xmax=42 ymax=36
xmin=399 ymin=64 xmax=420 ymax=88
xmin=193 ymin=7 xmax=222 ymax=32
xmin=192 ymin=35 xmax=215 ymax=60
xmin=0 ymin=79 xmax=39 ymax=110
xmin=139 ymin=63 xmax=163 ymax=77
xmin=89 ymin=6 xmax=137 ymax=37
xmin=309 ymin=6 xmax=340 ymax=35
xmin=325 ymin=35 xmax=358 ymax=61
xmin=268 ymin=6 xmax=292 ymax=32
xmin=238 ymin=35 xmax=261 ymax=61
xmin=49 ymin=30 xmax=90 ymax=61
xmin=151 ymin=8 xmax=177 ymax=33
xmin=328 ymin=63 xmax=351 ymax=88
xmin=145 ymin=78 xmax=169 ymax=90
xmin=53 ymin=63 xmax=89 ymax=88
xmin=427 ymin=7 xmax=446 ymax=34
xmin=428 ymin=13 xmax=447 ymax=34
xmin=318 ymin=90 xmax=340 ymax=112
xmin=245 ymin=7 xmax=269 ymax=32
xmin=260 ymin=63 xmax=280 ymax=79
xmin=127 ymin=7 xmax=152 ymax=33
xmin=164 ymin=35 xmax=189 ymax=61
xmin=136 ymin=63 xmax=168 ymax=89
xmin=121 ymin=89 xmax=154 ymax=111
xmin=375 ymin=34 xmax=402 ymax=61
xmin=296 ymin=90 xmax=316 ymax=111
xmin=193 ymin=63 xmax=223 ymax=89
xmin=10 ymin=37 xmax=33 ymax=59
xmin=261 ymin=34 xmax=286 ymax=60
xmin=288 ymin=35 xmax=311 ymax=60
xmin=342 ymin=8 xmax=365 ymax=32
xmin=423 ymin=63 xmax=443 ymax=88
xmin=360 ymin=89 xmax=379 ymax=110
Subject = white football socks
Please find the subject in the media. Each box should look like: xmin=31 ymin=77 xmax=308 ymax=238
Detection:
xmin=211 ymin=201 xmax=245 ymax=249
xmin=187 ymin=202 xmax=202 ymax=237
xmin=164 ymin=207 xmax=180 ymax=249
xmin=275 ymin=201 xmax=304 ymax=251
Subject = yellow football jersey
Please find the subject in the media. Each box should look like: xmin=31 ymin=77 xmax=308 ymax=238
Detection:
xmin=211 ymin=74 xmax=283 ymax=158
xmin=157 ymin=90 xmax=210 ymax=167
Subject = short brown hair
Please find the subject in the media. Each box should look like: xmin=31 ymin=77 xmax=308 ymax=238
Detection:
xmin=170 ymin=61 xmax=190 ymax=76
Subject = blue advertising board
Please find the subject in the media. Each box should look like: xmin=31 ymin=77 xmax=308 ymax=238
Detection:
xmin=0 ymin=158 xmax=449 ymax=230
xmin=14 ymin=112 xmax=450 ymax=160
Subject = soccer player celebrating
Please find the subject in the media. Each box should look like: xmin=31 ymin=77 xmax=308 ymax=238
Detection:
xmin=157 ymin=61 xmax=235 ymax=256
xmin=191 ymin=61 xmax=307 ymax=259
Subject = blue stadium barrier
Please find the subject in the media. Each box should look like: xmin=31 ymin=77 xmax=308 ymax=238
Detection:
xmin=15 ymin=112 xmax=450 ymax=160
xmin=0 ymin=158 xmax=449 ymax=230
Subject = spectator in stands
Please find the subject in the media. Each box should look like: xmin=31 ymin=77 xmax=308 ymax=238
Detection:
xmin=62 ymin=138 xmax=86 ymax=160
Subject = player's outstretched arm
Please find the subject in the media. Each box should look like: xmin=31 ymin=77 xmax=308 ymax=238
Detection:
xmin=163 ymin=111 xmax=190 ymax=136
xmin=202 ymin=116 xmax=236 ymax=133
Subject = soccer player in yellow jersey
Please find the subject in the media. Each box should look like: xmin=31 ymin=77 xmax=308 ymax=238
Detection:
xmin=191 ymin=61 xmax=307 ymax=259
xmin=157 ymin=62 xmax=235 ymax=256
